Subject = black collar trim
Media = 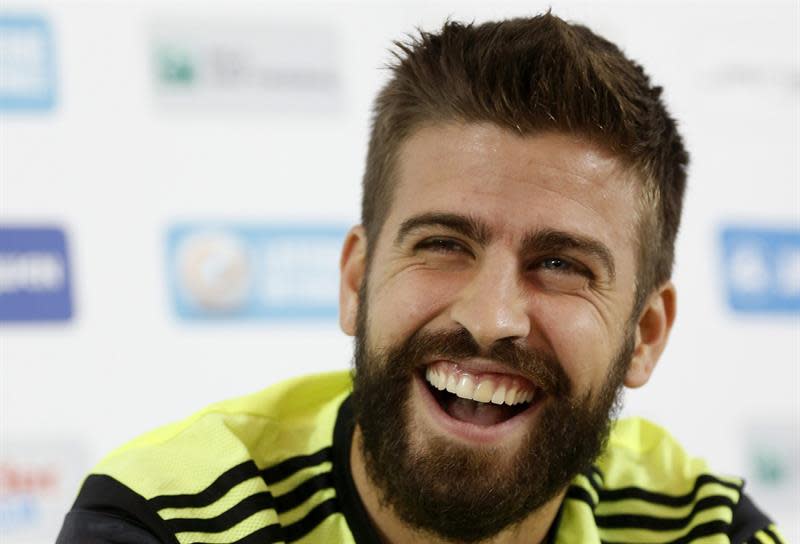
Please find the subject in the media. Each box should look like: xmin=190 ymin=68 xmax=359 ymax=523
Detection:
xmin=331 ymin=395 xmax=383 ymax=544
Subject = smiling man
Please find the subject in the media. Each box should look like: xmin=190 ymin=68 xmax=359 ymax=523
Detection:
xmin=58 ymin=13 xmax=783 ymax=544
xmin=341 ymin=126 xmax=645 ymax=543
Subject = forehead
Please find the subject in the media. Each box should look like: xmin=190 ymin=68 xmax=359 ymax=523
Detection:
xmin=387 ymin=123 xmax=640 ymax=250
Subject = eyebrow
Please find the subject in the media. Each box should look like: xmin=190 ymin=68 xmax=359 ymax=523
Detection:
xmin=395 ymin=212 xmax=616 ymax=280
xmin=396 ymin=212 xmax=492 ymax=246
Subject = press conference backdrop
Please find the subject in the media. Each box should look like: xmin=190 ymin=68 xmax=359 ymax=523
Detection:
xmin=1 ymin=1 xmax=797 ymax=542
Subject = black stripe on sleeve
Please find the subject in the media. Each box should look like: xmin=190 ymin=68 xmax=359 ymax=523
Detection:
xmin=165 ymin=471 xmax=337 ymax=535
xmin=149 ymin=448 xmax=332 ymax=512
xmin=590 ymin=466 xmax=605 ymax=485
xmin=666 ymin=520 xmax=734 ymax=544
xmin=601 ymin=519 xmax=731 ymax=544
xmin=261 ymin=447 xmax=333 ymax=485
xmin=596 ymin=473 xmax=741 ymax=507
xmin=565 ymin=484 xmax=597 ymax=509
xmin=189 ymin=522 xmax=285 ymax=544
xmin=283 ymin=497 xmax=340 ymax=542
xmin=275 ymin=471 xmax=335 ymax=513
xmin=763 ymin=526 xmax=783 ymax=543
xmin=166 ymin=491 xmax=275 ymax=534
xmin=595 ymin=494 xmax=735 ymax=530
xmin=150 ymin=461 xmax=260 ymax=511
xmin=70 ymin=474 xmax=180 ymax=544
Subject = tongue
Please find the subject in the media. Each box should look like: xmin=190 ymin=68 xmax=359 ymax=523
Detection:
xmin=447 ymin=397 xmax=517 ymax=426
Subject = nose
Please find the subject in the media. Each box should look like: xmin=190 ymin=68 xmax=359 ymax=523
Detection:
xmin=449 ymin=252 xmax=531 ymax=350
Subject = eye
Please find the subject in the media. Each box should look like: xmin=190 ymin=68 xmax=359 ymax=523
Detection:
xmin=415 ymin=237 xmax=472 ymax=255
xmin=530 ymin=256 xmax=593 ymax=291
xmin=540 ymin=257 xmax=574 ymax=273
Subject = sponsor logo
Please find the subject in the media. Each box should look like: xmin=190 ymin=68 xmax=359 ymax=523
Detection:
xmin=168 ymin=224 xmax=346 ymax=319
xmin=0 ymin=227 xmax=72 ymax=322
xmin=705 ymin=63 xmax=799 ymax=95
xmin=0 ymin=463 xmax=57 ymax=532
xmin=0 ymin=440 xmax=85 ymax=541
xmin=721 ymin=226 xmax=800 ymax=313
xmin=150 ymin=22 xmax=341 ymax=112
xmin=0 ymin=15 xmax=56 ymax=111
xmin=175 ymin=231 xmax=252 ymax=312
xmin=743 ymin=420 xmax=799 ymax=534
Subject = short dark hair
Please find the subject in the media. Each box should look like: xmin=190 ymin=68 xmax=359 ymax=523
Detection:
xmin=361 ymin=13 xmax=688 ymax=312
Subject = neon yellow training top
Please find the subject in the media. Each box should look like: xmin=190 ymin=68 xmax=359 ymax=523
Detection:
xmin=57 ymin=371 xmax=784 ymax=543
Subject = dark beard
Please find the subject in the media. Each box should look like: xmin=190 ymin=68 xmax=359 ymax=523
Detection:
xmin=351 ymin=310 xmax=632 ymax=543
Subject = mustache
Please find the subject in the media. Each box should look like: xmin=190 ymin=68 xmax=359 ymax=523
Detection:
xmin=385 ymin=327 xmax=571 ymax=397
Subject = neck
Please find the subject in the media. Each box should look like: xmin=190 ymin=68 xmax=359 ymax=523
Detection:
xmin=350 ymin=426 xmax=566 ymax=544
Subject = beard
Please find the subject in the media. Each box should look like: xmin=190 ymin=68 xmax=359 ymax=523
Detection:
xmin=350 ymin=297 xmax=633 ymax=543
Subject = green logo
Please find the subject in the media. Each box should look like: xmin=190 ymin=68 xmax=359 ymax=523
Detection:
xmin=155 ymin=46 xmax=195 ymax=85
xmin=751 ymin=448 xmax=789 ymax=486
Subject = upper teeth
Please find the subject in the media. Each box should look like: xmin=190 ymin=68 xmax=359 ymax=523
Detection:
xmin=425 ymin=364 xmax=535 ymax=406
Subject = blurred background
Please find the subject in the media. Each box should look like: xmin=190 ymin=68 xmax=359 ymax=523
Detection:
xmin=0 ymin=1 xmax=797 ymax=542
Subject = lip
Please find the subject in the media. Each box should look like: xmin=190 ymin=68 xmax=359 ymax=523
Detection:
xmin=422 ymin=357 xmax=541 ymax=389
xmin=412 ymin=370 xmax=544 ymax=445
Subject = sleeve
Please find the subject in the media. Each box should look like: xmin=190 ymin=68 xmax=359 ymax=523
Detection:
xmin=727 ymin=492 xmax=786 ymax=544
xmin=55 ymin=474 xmax=179 ymax=544
xmin=56 ymin=510 xmax=164 ymax=544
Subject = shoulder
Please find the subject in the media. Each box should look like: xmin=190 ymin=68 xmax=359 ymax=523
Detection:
xmin=558 ymin=418 xmax=786 ymax=543
xmin=98 ymin=370 xmax=352 ymax=477
xmin=57 ymin=371 xmax=354 ymax=544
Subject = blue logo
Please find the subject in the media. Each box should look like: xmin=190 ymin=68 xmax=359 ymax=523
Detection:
xmin=0 ymin=495 xmax=39 ymax=533
xmin=0 ymin=15 xmax=56 ymax=111
xmin=721 ymin=226 xmax=800 ymax=313
xmin=167 ymin=224 xmax=347 ymax=320
xmin=0 ymin=227 xmax=73 ymax=322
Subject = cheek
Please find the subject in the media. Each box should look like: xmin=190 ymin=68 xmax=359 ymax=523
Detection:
xmin=367 ymin=269 xmax=466 ymax=349
xmin=532 ymin=296 xmax=616 ymax=391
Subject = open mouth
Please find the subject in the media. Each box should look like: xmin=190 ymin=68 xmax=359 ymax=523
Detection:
xmin=420 ymin=361 xmax=540 ymax=428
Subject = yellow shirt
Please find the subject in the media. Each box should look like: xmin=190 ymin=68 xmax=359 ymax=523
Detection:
xmin=58 ymin=371 xmax=784 ymax=543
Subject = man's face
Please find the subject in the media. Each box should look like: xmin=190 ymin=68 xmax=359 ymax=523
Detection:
xmin=346 ymin=123 xmax=644 ymax=541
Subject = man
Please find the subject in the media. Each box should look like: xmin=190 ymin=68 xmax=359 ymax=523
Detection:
xmin=57 ymin=13 xmax=784 ymax=544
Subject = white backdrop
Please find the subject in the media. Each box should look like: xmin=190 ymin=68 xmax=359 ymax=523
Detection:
xmin=1 ymin=1 xmax=798 ymax=542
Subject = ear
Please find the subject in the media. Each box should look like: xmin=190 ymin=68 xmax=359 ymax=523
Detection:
xmin=624 ymin=281 xmax=677 ymax=389
xmin=339 ymin=225 xmax=367 ymax=336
